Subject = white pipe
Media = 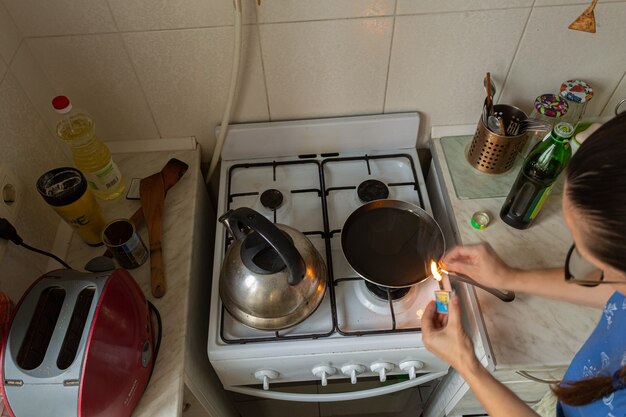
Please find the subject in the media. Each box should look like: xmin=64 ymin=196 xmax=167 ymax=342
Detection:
xmin=206 ymin=0 xmax=243 ymax=183
xmin=226 ymin=370 xmax=447 ymax=402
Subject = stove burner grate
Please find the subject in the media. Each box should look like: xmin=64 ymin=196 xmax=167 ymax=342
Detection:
xmin=221 ymin=154 xmax=426 ymax=343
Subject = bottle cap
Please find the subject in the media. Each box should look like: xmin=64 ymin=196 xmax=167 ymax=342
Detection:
xmin=560 ymin=80 xmax=593 ymax=104
xmin=534 ymin=94 xmax=569 ymax=118
xmin=554 ymin=122 xmax=575 ymax=139
xmin=52 ymin=95 xmax=72 ymax=114
xmin=470 ymin=211 xmax=490 ymax=230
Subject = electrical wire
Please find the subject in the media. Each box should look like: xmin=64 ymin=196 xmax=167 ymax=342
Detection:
xmin=19 ymin=242 xmax=72 ymax=269
xmin=147 ymin=300 xmax=162 ymax=383
xmin=0 ymin=217 xmax=71 ymax=269
xmin=206 ymin=0 xmax=243 ymax=183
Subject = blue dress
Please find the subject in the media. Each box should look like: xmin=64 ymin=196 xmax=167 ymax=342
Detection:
xmin=557 ymin=291 xmax=626 ymax=417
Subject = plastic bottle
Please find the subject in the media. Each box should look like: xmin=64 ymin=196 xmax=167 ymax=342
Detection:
xmin=500 ymin=122 xmax=574 ymax=230
xmin=52 ymin=96 xmax=125 ymax=200
xmin=571 ymin=122 xmax=602 ymax=154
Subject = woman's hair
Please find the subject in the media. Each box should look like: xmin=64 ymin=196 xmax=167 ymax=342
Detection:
xmin=554 ymin=111 xmax=626 ymax=405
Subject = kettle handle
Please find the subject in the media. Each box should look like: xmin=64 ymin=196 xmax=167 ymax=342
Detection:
xmin=219 ymin=208 xmax=307 ymax=285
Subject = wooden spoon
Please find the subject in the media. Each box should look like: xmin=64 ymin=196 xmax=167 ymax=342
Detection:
xmin=140 ymin=172 xmax=167 ymax=298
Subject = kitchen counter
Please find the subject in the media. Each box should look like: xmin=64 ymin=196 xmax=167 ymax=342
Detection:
xmin=424 ymin=133 xmax=601 ymax=416
xmin=61 ymin=146 xmax=236 ymax=417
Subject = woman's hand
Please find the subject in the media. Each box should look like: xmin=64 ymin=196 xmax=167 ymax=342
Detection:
xmin=443 ymin=243 xmax=517 ymax=289
xmin=422 ymin=297 xmax=478 ymax=374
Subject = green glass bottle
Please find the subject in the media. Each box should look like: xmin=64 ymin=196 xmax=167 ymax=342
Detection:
xmin=500 ymin=122 xmax=574 ymax=229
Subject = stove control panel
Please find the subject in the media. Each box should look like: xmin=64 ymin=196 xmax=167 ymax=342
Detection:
xmin=214 ymin=347 xmax=448 ymax=387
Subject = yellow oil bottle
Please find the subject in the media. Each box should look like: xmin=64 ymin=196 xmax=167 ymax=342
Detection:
xmin=52 ymin=96 xmax=125 ymax=200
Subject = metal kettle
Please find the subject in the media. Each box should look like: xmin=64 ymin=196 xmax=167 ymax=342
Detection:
xmin=218 ymin=207 xmax=327 ymax=330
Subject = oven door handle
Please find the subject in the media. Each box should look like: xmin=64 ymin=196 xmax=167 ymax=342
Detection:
xmin=226 ymin=370 xmax=447 ymax=402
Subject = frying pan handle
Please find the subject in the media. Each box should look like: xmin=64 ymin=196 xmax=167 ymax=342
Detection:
xmin=219 ymin=208 xmax=307 ymax=285
xmin=447 ymin=272 xmax=516 ymax=302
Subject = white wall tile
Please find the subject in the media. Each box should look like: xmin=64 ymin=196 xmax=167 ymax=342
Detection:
xmin=0 ymin=1 xmax=21 ymax=63
xmin=0 ymin=71 xmax=70 ymax=300
xmin=3 ymin=0 xmax=116 ymax=36
xmin=602 ymin=73 xmax=626 ymax=117
xmin=396 ymin=0 xmax=533 ymax=15
xmin=27 ymin=34 xmax=160 ymax=141
xmin=123 ymin=27 xmax=269 ymax=160
xmin=257 ymin=0 xmax=395 ymax=23
xmin=499 ymin=3 xmax=626 ymax=117
xmin=386 ymin=9 xmax=530 ymax=145
xmin=260 ymin=18 xmax=393 ymax=120
xmin=10 ymin=43 xmax=59 ymax=137
xmin=106 ymin=0 xmax=257 ymax=32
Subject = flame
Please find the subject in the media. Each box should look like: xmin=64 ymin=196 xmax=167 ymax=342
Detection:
xmin=431 ymin=260 xmax=443 ymax=281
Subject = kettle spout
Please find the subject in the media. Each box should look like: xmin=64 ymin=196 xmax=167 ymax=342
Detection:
xmin=219 ymin=209 xmax=249 ymax=240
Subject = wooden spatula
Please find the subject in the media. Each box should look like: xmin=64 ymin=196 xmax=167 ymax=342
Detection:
xmin=140 ymin=172 xmax=168 ymax=298
xmin=569 ymin=0 xmax=598 ymax=33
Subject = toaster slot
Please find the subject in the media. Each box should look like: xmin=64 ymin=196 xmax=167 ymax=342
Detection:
xmin=16 ymin=287 xmax=65 ymax=370
xmin=57 ymin=287 xmax=95 ymax=370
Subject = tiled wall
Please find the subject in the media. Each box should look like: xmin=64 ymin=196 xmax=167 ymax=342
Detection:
xmin=2 ymin=0 xmax=626 ymax=163
xmin=1 ymin=0 xmax=626 ymax=266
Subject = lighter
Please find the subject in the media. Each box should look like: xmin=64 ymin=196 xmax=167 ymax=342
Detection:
xmin=434 ymin=290 xmax=452 ymax=314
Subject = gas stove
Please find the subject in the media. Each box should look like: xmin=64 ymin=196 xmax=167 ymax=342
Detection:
xmin=208 ymin=113 xmax=450 ymax=402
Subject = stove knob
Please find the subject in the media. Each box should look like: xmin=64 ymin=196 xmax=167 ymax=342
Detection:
xmin=370 ymin=362 xmax=394 ymax=383
xmin=312 ymin=365 xmax=336 ymax=387
xmin=341 ymin=364 xmax=366 ymax=384
xmin=399 ymin=360 xmax=424 ymax=380
xmin=254 ymin=370 xmax=279 ymax=391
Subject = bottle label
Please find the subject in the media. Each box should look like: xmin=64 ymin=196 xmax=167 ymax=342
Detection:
xmin=84 ymin=159 xmax=122 ymax=191
xmin=526 ymin=185 xmax=553 ymax=221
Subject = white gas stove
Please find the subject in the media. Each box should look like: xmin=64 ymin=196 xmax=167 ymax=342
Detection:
xmin=208 ymin=113 xmax=451 ymax=402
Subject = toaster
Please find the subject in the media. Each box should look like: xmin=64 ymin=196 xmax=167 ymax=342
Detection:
xmin=0 ymin=267 xmax=155 ymax=417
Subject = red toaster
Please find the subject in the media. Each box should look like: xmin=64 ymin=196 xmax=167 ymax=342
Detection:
xmin=0 ymin=267 xmax=156 ymax=417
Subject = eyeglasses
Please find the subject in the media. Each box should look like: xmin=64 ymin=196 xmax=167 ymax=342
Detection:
xmin=564 ymin=244 xmax=622 ymax=286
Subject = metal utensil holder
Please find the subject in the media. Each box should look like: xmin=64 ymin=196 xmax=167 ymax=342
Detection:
xmin=467 ymin=104 xmax=528 ymax=174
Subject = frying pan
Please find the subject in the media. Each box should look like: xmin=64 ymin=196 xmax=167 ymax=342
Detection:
xmin=341 ymin=200 xmax=514 ymax=302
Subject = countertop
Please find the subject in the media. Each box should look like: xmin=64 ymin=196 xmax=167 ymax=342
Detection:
xmin=63 ymin=148 xmax=202 ymax=417
xmin=430 ymin=135 xmax=600 ymax=370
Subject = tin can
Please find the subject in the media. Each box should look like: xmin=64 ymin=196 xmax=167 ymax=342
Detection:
xmin=102 ymin=219 xmax=148 ymax=269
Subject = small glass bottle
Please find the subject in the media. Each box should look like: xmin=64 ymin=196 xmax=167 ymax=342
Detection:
xmin=52 ymin=96 xmax=125 ymax=200
xmin=520 ymin=94 xmax=569 ymax=158
xmin=559 ymin=79 xmax=593 ymax=128
xmin=500 ymin=122 xmax=574 ymax=230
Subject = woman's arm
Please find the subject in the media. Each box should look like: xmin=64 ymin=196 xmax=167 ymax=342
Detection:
xmin=444 ymin=243 xmax=614 ymax=308
xmin=422 ymin=298 xmax=540 ymax=417
xmin=509 ymin=267 xmax=613 ymax=308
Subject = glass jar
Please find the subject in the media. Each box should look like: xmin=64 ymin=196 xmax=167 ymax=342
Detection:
xmin=520 ymin=94 xmax=569 ymax=158
xmin=559 ymin=79 xmax=593 ymax=128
